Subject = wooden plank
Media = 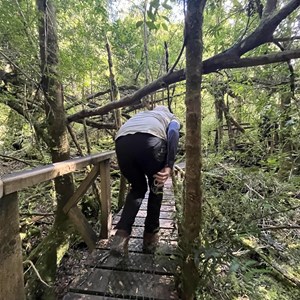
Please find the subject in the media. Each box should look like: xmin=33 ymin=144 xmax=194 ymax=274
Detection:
xmin=117 ymin=209 xmax=174 ymax=219
xmin=130 ymin=227 xmax=177 ymax=240
xmin=139 ymin=210 xmax=174 ymax=219
xmin=109 ymin=227 xmax=177 ymax=240
xmin=162 ymin=199 xmax=175 ymax=206
xmin=68 ymin=206 xmax=97 ymax=251
xmin=99 ymin=160 xmax=112 ymax=239
xmin=85 ymin=250 xmax=177 ymax=275
xmin=70 ymin=269 xmax=179 ymax=300
xmin=63 ymin=165 xmax=100 ymax=214
xmin=0 ymin=193 xmax=25 ymax=300
xmin=112 ymin=216 xmax=175 ymax=229
xmin=139 ymin=203 xmax=175 ymax=212
xmin=97 ymin=237 xmax=177 ymax=254
xmin=64 ymin=293 xmax=129 ymax=299
xmin=125 ymin=238 xmax=177 ymax=254
xmin=1 ymin=151 xmax=114 ymax=197
xmin=116 ymin=208 xmax=171 ymax=218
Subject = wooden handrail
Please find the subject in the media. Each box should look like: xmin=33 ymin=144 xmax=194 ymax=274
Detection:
xmin=0 ymin=150 xmax=115 ymax=198
xmin=0 ymin=150 xmax=115 ymax=300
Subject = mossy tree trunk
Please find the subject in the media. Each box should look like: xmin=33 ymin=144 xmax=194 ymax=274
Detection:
xmin=25 ymin=1 xmax=75 ymax=299
xmin=181 ymin=0 xmax=206 ymax=299
xmin=212 ymin=84 xmax=224 ymax=151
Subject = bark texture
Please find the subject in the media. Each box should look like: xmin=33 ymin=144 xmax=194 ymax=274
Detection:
xmin=181 ymin=0 xmax=206 ymax=299
xmin=25 ymin=1 xmax=75 ymax=299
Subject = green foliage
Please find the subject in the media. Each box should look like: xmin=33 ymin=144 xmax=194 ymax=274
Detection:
xmin=55 ymin=0 xmax=110 ymax=93
xmin=0 ymin=0 xmax=39 ymax=77
xmin=189 ymin=155 xmax=300 ymax=299
xmin=145 ymin=0 xmax=174 ymax=31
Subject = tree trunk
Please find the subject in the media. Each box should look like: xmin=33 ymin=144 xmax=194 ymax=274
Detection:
xmin=143 ymin=0 xmax=149 ymax=86
xmin=214 ymin=93 xmax=224 ymax=151
xmin=142 ymin=0 xmax=151 ymax=109
xmin=25 ymin=1 xmax=75 ymax=299
xmin=278 ymin=91 xmax=293 ymax=177
xmin=222 ymin=97 xmax=235 ymax=150
xmin=181 ymin=0 xmax=206 ymax=299
xmin=105 ymin=36 xmax=122 ymax=129
xmin=105 ymin=35 xmax=127 ymax=209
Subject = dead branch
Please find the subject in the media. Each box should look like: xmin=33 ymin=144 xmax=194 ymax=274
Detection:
xmin=218 ymin=163 xmax=265 ymax=199
xmin=74 ymin=119 xmax=116 ymax=129
xmin=261 ymin=225 xmax=300 ymax=231
xmin=0 ymin=153 xmax=36 ymax=167
xmin=67 ymin=124 xmax=84 ymax=156
xmin=23 ymin=260 xmax=51 ymax=287
xmin=20 ymin=212 xmax=54 ymax=216
xmin=252 ymin=204 xmax=300 ymax=220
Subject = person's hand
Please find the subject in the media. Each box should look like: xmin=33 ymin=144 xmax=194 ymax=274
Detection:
xmin=153 ymin=167 xmax=172 ymax=186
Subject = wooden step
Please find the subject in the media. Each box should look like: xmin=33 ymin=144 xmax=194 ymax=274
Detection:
xmin=85 ymin=250 xmax=177 ymax=275
xmin=68 ymin=268 xmax=178 ymax=299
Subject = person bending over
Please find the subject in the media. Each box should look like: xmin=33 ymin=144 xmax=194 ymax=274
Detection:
xmin=110 ymin=105 xmax=180 ymax=255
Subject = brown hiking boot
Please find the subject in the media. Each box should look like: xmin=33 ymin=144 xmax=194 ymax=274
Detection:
xmin=110 ymin=229 xmax=130 ymax=257
xmin=143 ymin=231 xmax=159 ymax=254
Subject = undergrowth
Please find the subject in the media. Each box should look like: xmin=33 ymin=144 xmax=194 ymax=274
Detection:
xmin=175 ymin=153 xmax=300 ymax=300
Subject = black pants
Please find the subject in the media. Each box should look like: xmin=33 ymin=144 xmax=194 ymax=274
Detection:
xmin=115 ymin=133 xmax=167 ymax=234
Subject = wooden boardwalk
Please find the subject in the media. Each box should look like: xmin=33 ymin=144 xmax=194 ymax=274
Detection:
xmin=63 ymin=178 xmax=179 ymax=299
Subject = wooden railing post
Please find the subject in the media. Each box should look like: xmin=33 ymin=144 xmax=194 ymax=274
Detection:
xmin=99 ymin=159 xmax=112 ymax=238
xmin=117 ymin=174 xmax=127 ymax=210
xmin=0 ymin=192 xmax=25 ymax=300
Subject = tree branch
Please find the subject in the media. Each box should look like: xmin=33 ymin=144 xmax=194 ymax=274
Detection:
xmin=212 ymin=48 xmax=300 ymax=70
xmin=68 ymin=48 xmax=300 ymax=122
xmin=273 ymin=35 xmax=300 ymax=42
xmin=0 ymin=50 xmax=39 ymax=85
xmin=75 ymin=119 xmax=117 ymax=129
xmin=0 ymin=154 xmax=36 ymax=167
xmin=205 ymin=0 xmax=300 ymax=69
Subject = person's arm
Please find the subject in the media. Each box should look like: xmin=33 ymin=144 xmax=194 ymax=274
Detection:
xmin=166 ymin=120 xmax=180 ymax=169
xmin=153 ymin=120 xmax=180 ymax=185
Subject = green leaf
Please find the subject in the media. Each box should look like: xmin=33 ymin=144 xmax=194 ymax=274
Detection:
xmin=135 ymin=20 xmax=143 ymax=28
xmin=147 ymin=10 xmax=156 ymax=21
xmin=151 ymin=0 xmax=160 ymax=9
xmin=162 ymin=15 xmax=170 ymax=23
xmin=146 ymin=21 xmax=157 ymax=30
xmin=162 ymin=2 xmax=172 ymax=10
xmin=229 ymin=259 xmax=240 ymax=273
xmin=162 ymin=22 xmax=168 ymax=31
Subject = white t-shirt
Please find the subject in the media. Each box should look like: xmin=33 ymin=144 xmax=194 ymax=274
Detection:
xmin=116 ymin=106 xmax=179 ymax=141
